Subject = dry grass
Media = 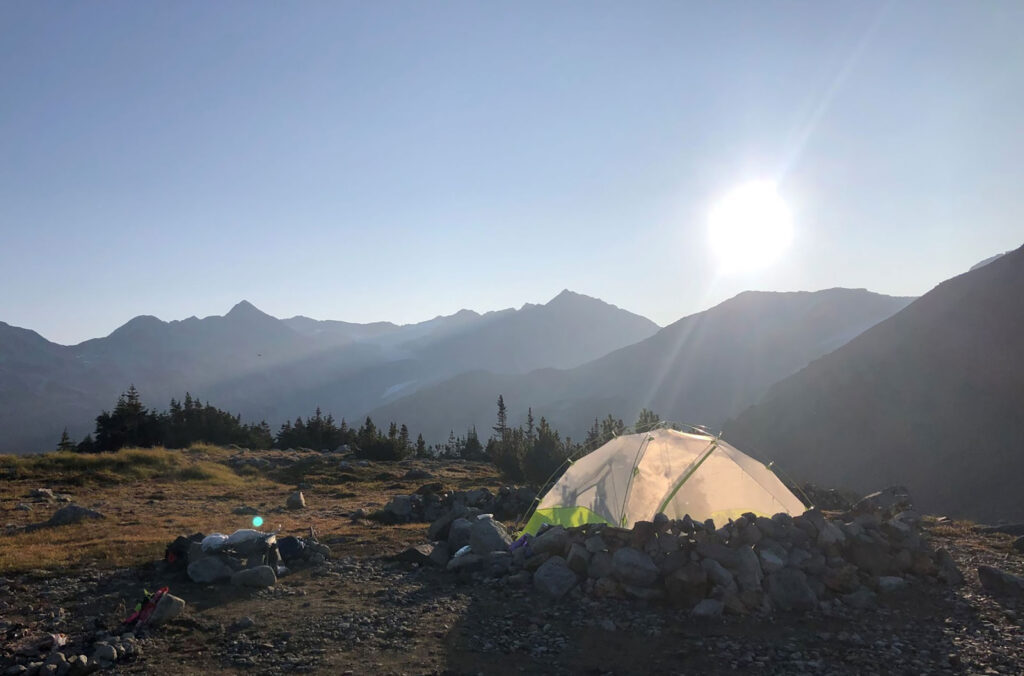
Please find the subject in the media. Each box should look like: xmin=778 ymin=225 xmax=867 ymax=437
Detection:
xmin=0 ymin=446 xmax=502 ymax=575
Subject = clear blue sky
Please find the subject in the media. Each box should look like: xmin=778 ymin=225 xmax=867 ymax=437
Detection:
xmin=2 ymin=1 xmax=1022 ymax=344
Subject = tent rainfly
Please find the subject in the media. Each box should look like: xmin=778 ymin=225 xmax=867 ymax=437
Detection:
xmin=523 ymin=428 xmax=805 ymax=534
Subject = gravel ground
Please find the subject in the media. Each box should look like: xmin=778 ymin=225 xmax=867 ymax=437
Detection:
xmin=2 ymin=520 xmax=1023 ymax=675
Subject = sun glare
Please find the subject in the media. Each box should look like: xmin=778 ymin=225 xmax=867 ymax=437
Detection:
xmin=708 ymin=181 xmax=793 ymax=272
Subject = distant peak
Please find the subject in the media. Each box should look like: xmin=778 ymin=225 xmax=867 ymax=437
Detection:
xmin=226 ymin=300 xmax=266 ymax=317
xmin=545 ymin=289 xmax=593 ymax=306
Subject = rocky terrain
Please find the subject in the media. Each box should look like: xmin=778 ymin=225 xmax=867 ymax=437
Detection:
xmin=2 ymin=447 xmax=1023 ymax=675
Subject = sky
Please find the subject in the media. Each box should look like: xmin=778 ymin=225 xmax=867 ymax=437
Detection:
xmin=2 ymin=1 xmax=1023 ymax=345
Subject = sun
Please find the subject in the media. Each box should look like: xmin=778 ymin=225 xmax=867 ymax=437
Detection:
xmin=707 ymin=181 xmax=793 ymax=271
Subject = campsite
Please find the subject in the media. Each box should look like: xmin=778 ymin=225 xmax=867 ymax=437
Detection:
xmin=4 ymin=2 xmax=1024 ymax=674
xmin=3 ymin=441 xmax=1024 ymax=675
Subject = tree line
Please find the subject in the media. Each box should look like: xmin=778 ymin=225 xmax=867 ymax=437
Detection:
xmin=61 ymin=386 xmax=660 ymax=479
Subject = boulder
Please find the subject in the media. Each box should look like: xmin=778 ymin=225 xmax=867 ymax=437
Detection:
xmin=977 ymin=565 xmax=1024 ymax=598
xmin=612 ymin=547 xmax=659 ymax=587
xmin=146 ymin=593 xmax=185 ymax=627
xmin=427 ymin=504 xmax=467 ymax=541
xmin=584 ymin=534 xmax=608 ymax=553
xmin=286 ymin=491 xmax=305 ymax=510
xmin=231 ymin=565 xmax=277 ymax=588
xmin=766 ymin=568 xmax=817 ymax=611
xmin=532 ymin=526 xmax=570 ymax=556
xmin=46 ymin=505 xmax=105 ymax=527
xmin=469 ymin=516 xmax=512 ymax=554
xmin=187 ymin=557 xmax=233 ymax=583
xmin=533 ymin=556 xmax=579 ymax=599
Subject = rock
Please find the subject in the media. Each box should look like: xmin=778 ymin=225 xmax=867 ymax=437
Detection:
xmin=15 ymin=503 xmax=32 ymax=512
xmin=588 ymin=551 xmax=614 ymax=579
xmin=822 ymin=565 xmax=860 ymax=593
xmin=91 ymin=644 xmax=116 ymax=662
xmin=612 ymin=547 xmax=659 ymax=587
xmin=734 ymin=546 xmax=764 ymax=592
xmin=447 ymin=518 xmax=473 ymax=550
xmin=700 ymin=559 xmax=736 ymax=592
xmin=624 ymin=584 xmax=664 ymax=601
xmin=691 ymin=599 xmax=724 ymax=618
xmin=45 ymin=505 xmax=105 ymax=527
xmin=146 ymin=593 xmax=185 ymax=627
xmin=565 ymin=543 xmax=591 ymax=575
xmin=853 ymin=486 xmax=913 ymax=515
xmin=231 ymin=565 xmax=277 ymax=588
xmin=469 ymin=515 xmax=512 ymax=554
xmin=766 ymin=568 xmax=817 ymax=611
xmin=877 ymin=575 xmax=908 ymax=593
xmin=286 ymin=491 xmax=305 ymax=510
xmin=532 ymin=526 xmax=569 ymax=556
xmin=390 ymin=544 xmax=436 ymax=566
xmin=758 ymin=549 xmax=786 ymax=574
xmin=846 ymin=539 xmax=895 ymax=576
xmin=446 ymin=553 xmax=483 ymax=572
xmin=30 ymin=488 xmax=56 ymax=501
xmin=665 ymin=562 xmax=708 ymax=607
xmin=533 ymin=556 xmax=579 ymax=599
xmin=1014 ymin=536 xmax=1024 ymax=553
xmin=187 ymin=556 xmax=234 ymax=583
xmin=584 ymin=534 xmax=608 ymax=553
xmin=935 ymin=548 xmax=964 ymax=585
xmin=978 ymin=565 xmax=1024 ymax=598
xmin=403 ymin=468 xmax=433 ymax=480
xmin=696 ymin=542 xmax=739 ymax=568
xmin=232 ymin=506 xmax=259 ymax=515
xmin=231 ymin=617 xmax=256 ymax=631
xmin=429 ymin=542 xmax=451 ymax=567
xmin=842 ymin=587 xmax=877 ymax=609
xmin=427 ymin=505 xmax=466 ymax=541
xmin=383 ymin=495 xmax=413 ymax=520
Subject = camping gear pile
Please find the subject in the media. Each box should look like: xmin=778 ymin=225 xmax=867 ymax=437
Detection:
xmin=164 ymin=529 xmax=331 ymax=587
xmin=393 ymin=430 xmax=964 ymax=615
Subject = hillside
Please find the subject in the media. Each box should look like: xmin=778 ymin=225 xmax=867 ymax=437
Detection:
xmin=724 ymin=244 xmax=1024 ymax=522
xmin=370 ymin=288 xmax=913 ymax=441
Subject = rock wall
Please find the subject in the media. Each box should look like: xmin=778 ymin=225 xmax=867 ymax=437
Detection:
xmin=414 ymin=505 xmax=963 ymax=617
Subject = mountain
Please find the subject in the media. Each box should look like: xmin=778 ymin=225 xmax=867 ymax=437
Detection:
xmin=724 ymin=244 xmax=1024 ymax=522
xmin=369 ymin=288 xmax=913 ymax=442
xmin=0 ymin=291 xmax=659 ymax=454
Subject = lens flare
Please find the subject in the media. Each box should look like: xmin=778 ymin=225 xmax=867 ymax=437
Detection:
xmin=252 ymin=516 xmax=264 ymax=528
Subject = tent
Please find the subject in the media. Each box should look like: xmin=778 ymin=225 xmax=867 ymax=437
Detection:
xmin=523 ymin=428 xmax=805 ymax=534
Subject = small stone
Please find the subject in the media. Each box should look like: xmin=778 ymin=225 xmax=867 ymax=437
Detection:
xmin=877 ymin=575 xmax=908 ymax=593
xmin=91 ymin=644 xmax=117 ymax=662
xmin=146 ymin=593 xmax=185 ymax=627
xmin=286 ymin=491 xmax=306 ymax=510
xmin=691 ymin=599 xmax=724 ymax=618
xmin=231 ymin=565 xmax=277 ymax=588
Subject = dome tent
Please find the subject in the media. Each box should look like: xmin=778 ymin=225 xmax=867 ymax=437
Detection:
xmin=523 ymin=427 xmax=805 ymax=534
